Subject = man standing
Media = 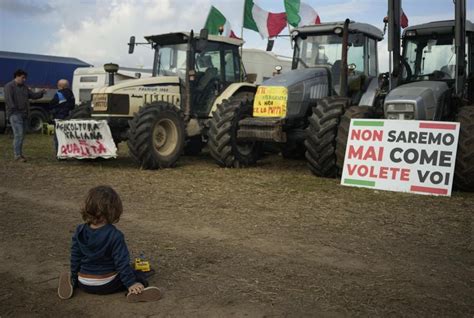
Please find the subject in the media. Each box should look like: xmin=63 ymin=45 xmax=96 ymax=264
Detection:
xmin=49 ymin=79 xmax=75 ymax=155
xmin=4 ymin=69 xmax=45 ymax=162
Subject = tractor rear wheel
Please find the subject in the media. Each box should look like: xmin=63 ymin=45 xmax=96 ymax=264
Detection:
xmin=335 ymin=106 xmax=376 ymax=174
xmin=127 ymin=102 xmax=185 ymax=169
xmin=305 ymin=97 xmax=349 ymax=177
xmin=208 ymin=92 xmax=261 ymax=167
xmin=454 ymin=106 xmax=474 ymax=191
xmin=68 ymin=103 xmax=92 ymax=119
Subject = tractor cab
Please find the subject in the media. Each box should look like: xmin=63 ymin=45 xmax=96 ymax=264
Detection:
xmin=143 ymin=32 xmax=243 ymax=117
xmin=400 ymin=20 xmax=474 ymax=87
xmin=384 ymin=19 xmax=474 ymax=121
xmin=291 ymin=21 xmax=383 ymax=100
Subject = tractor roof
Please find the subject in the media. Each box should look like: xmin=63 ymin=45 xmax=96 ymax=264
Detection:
xmin=295 ymin=21 xmax=384 ymax=40
xmin=403 ymin=19 xmax=474 ymax=36
xmin=145 ymin=32 xmax=243 ymax=47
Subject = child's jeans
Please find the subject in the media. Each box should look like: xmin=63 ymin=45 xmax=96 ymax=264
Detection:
xmin=78 ymin=270 xmax=149 ymax=295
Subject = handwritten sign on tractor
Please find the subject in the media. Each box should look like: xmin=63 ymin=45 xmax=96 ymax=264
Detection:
xmin=341 ymin=119 xmax=460 ymax=196
xmin=253 ymin=86 xmax=288 ymax=118
xmin=55 ymin=120 xmax=117 ymax=159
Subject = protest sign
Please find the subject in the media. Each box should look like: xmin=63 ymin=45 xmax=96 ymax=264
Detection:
xmin=55 ymin=120 xmax=117 ymax=159
xmin=341 ymin=120 xmax=460 ymax=196
xmin=253 ymin=86 xmax=288 ymax=117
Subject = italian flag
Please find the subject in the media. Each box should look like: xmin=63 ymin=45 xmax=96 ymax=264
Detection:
xmin=243 ymin=0 xmax=287 ymax=38
xmin=284 ymin=0 xmax=321 ymax=27
xmin=205 ymin=6 xmax=239 ymax=38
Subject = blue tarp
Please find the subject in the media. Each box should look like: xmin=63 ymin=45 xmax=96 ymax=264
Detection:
xmin=0 ymin=51 xmax=91 ymax=88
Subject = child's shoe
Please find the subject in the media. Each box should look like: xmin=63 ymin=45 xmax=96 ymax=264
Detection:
xmin=127 ymin=286 xmax=162 ymax=303
xmin=57 ymin=272 xmax=74 ymax=300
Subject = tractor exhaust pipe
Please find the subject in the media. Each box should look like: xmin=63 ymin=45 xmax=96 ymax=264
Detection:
xmin=183 ymin=30 xmax=194 ymax=122
xmin=388 ymin=0 xmax=401 ymax=90
xmin=339 ymin=19 xmax=350 ymax=97
xmin=455 ymin=0 xmax=466 ymax=97
xmin=104 ymin=63 xmax=119 ymax=86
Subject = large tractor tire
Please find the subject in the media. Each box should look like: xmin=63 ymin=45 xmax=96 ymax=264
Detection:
xmin=28 ymin=107 xmax=49 ymax=133
xmin=208 ymin=92 xmax=261 ymax=168
xmin=454 ymin=106 xmax=474 ymax=191
xmin=127 ymin=102 xmax=185 ymax=169
xmin=305 ymin=97 xmax=349 ymax=177
xmin=68 ymin=103 xmax=92 ymax=119
xmin=335 ymin=106 xmax=376 ymax=174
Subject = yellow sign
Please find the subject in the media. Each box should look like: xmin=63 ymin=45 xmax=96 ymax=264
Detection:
xmin=253 ymin=86 xmax=288 ymax=118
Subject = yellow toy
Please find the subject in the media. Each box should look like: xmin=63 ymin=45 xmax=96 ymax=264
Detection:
xmin=134 ymin=256 xmax=151 ymax=272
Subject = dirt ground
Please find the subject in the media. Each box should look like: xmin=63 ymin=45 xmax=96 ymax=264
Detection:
xmin=0 ymin=134 xmax=473 ymax=317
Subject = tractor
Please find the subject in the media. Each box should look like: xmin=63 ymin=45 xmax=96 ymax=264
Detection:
xmin=71 ymin=29 xmax=256 ymax=169
xmin=207 ymin=20 xmax=386 ymax=169
xmin=328 ymin=0 xmax=474 ymax=191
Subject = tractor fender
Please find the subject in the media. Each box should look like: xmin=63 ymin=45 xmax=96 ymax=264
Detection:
xmin=210 ymin=83 xmax=257 ymax=114
xmin=358 ymin=77 xmax=380 ymax=107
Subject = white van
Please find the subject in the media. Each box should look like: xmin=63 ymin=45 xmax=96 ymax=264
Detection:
xmin=72 ymin=67 xmax=152 ymax=104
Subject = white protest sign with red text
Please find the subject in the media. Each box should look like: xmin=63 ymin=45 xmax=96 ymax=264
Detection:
xmin=55 ymin=120 xmax=117 ymax=159
xmin=341 ymin=119 xmax=460 ymax=196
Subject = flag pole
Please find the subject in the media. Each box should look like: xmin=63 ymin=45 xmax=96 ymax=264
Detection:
xmin=241 ymin=0 xmax=246 ymax=56
xmin=287 ymin=23 xmax=294 ymax=49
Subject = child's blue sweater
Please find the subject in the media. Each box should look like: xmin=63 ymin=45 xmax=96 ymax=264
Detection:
xmin=70 ymin=223 xmax=136 ymax=288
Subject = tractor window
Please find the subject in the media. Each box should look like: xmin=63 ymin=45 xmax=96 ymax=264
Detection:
xmin=224 ymin=49 xmax=238 ymax=82
xmin=156 ymin=44 xmax=188 ymax=78
xmin=295 ymin=33 xmax=367 ymax=74
xmin=368 ymin=38 xmax=378 ymax=76
xmin=196 ymin=50 xmax=221 ymax=73
xmin=402 ymin=35 xmax=467 ymax=80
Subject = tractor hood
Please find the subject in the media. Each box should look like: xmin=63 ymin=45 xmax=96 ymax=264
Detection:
xmin=256 ymin=68 xmax=330 ymax=119
xmin=91 ymin=76 xmax=180 ymax=94
xmin=263 ymin=68 xmax=328 ymax=88
xmin=384 ymin=81 xmax=450 ymax=120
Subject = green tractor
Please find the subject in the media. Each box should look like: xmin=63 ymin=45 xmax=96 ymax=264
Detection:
xmin=71 ymin=29 xmax=257 ymax=168
xmin=325 ymin=0 xmax=474 ymax=191
xmin=207 ymin=20 xmax=387 ymax=170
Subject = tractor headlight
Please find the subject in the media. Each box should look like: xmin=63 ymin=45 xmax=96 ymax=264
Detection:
xmin=385 ymin=103 xmax=415 ymax=120
xmin=91 ymin=94 xmax=109 ymax=111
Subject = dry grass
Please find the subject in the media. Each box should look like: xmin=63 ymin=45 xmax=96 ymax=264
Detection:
xmin=0 ymin=134 xmax=473 ymax=317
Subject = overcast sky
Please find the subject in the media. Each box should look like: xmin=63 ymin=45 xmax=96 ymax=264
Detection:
xmin=1 ymin=0 xmax=473 ymax=72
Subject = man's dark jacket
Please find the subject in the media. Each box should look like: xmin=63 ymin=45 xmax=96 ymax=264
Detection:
xmin=49 ymin=88 xmax=75 ymax=120
xmin=4 ymin=80 xmax=44 ymax=118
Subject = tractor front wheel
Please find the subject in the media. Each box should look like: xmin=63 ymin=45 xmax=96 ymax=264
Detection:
xmin=68 ymin=102 xmax=92 ymax=119
xmin=454 ymin=106 xmax=474 ymax=191
xmin=127 ymin=102 xmax=185 ymax=169
xmin=208 ymin=93 xmax=261 ymax=168
xmin=335 ymin=106 xmax=376 ymax=174
xmin=304 ymin=97 xmax=349 ymax=177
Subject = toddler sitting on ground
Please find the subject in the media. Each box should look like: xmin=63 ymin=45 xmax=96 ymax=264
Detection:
xmin=57 ymin=185 xmax=161 ymax=302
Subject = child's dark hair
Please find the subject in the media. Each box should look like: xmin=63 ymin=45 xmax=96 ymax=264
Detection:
xmin=81 ymin=186 xmax=123 ymax=224
xmin=13 ymin=69 xmax=27 ymax=78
